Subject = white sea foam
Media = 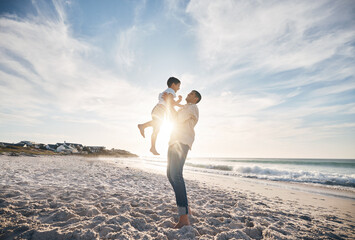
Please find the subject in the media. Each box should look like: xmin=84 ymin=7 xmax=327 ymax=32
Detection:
xmin=234 ymin=165 xmax=355 ymax=188
xmin=111 ymin=157 xmax=355 ymax=190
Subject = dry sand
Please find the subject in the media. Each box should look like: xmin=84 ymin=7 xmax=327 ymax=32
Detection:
xmin=0 ymin=155 xmax=354 ymax=239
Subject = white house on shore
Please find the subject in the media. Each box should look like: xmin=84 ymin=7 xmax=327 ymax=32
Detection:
xmin=86 ymin=146 xmax=105 ymax=153
xmin=56 ymin=144 xmax=78 ymax=154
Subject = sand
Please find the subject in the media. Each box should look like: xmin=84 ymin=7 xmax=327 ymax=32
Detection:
xmin=0 ymin=155 xmax=354 ymax=239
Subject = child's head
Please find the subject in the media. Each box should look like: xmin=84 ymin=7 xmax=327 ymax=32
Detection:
xmin=167 ymin=77 xmax=181 ymax=92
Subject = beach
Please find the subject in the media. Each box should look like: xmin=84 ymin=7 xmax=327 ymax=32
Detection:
xmin=0 ymin=155 xmax=354 ymax=239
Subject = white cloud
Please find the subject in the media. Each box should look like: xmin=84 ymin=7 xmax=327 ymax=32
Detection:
xmin=181 ymin=0 xmax=355 ymax=158
xmin=114 ymin=0 xmax=158 ymax=70
xmin=114 ymin=23 xmax=156 ymax=70
xmin=115 ymin=26 xmax=138 ymax=68
xmin=0 ymin=5 xmax=152 ymax=129
xmin=0 ymin=6 xmax=159 ymax=154
xmin=186 ymin=0 xmax=354 ymax=72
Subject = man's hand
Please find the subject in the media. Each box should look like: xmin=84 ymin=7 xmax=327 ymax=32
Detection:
xmin=162 ymin=92 xmax=169 ymax=101
xmin=162 ymin=92 xmax=178 ymax=119
xmin=162 ymin=92 xmax=174 ymax=106
xmin=162 ymin=93 xmax=182 ymax=104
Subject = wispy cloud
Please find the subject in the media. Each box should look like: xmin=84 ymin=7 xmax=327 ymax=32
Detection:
xmin=186 ymin=0 xmax=354 ymax=72
xmin=181 ymin=0 xmax=355 ymax=158
xmin=115 ymin=26 xmax=138 ymax=68
xmin=311 ymin=80 xmax=355 ymax=96
xmin=0 ymin=1 xmax=152 ymax=130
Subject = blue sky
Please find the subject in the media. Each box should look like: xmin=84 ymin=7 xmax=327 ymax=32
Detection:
xmin=0 ymin=0 xmax=354 ymax=158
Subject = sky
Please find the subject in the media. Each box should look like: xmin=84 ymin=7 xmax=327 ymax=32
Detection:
xmin=0 ymin=0 xmax=354 ymax=159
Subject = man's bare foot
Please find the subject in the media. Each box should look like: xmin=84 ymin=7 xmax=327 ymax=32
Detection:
xmin=150 ymin=148 xmax=160 ymax=155
xmin=138 ymin=124 xmax=145 ymax=138
xmin=173 ymin=214 xmax=190 ymax=229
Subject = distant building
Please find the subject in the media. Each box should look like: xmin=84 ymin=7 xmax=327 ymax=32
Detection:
xmin=56 ymin=144 xmax=78 ymax=154
xmin=46 ymin=144 xmax=58 ymax=151
xmin=0 ymin=142 xmax=12 ymax=147
xmin=56 ymin=142 xmax=83 ymax=150
xmin=14 ymin=143 xmax=27 ymax=147
xmin=35 ymin=143 xmax=48 ymax=150
xmin=65 ymin=142 xmax=83 ymax=148
xmin=18 ymin=141 xmax=35 ymax=146
xmin=56 ymin=142 xmax=66 ymax=146
xmin=66 ymin=143 xmax=83 ymax=150
xmin=86 ymin=146 xmax=105 ymax=153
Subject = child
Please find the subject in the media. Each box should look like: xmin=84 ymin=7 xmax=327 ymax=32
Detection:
xmin=138 ymin=77 xmax=183 ymax=155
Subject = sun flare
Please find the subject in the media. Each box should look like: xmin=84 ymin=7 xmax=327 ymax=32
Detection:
xmin=155 ymin=119 xmax=174 ymax=153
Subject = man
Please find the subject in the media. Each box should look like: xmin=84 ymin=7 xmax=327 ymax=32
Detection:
xmin=163 ymin=90 xmax=202 ymax=228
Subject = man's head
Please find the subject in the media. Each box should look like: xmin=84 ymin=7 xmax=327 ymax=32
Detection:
xmin=186 ymin=90 xmax=202 ymax=104
xmin=167 ymin=77 xmax=181 ymax=92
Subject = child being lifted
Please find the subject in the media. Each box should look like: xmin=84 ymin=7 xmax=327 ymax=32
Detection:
xmin=138 ymin=77 xmax=183 ymax=155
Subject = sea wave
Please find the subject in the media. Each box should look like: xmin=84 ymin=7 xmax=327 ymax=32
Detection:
xmin=117 ymin=157 xmax=355 ymax=189
xmin=235 ymin=166 xmax=355 ymax=188
xmin=185 ymin=163 xmax=233 ymax=171
xmin=223 ymin=158 xmax=355 ymax=168
xmin=184 ymin=163 xmax=355 ymax=188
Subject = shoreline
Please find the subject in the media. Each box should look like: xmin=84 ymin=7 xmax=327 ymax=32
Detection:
xmin=1 ymin=155 xmax=354 ymax=239
xmin=106 ymin=156 xmax=355 ymax=200
xmin=183 ymin=171 xmax=355 ymax=222
xmin=107 ymin=157 xmax=355 ymax=222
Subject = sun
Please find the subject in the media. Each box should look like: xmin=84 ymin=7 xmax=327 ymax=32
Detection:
xmin=155 ymin=119 xmax=174 ymax=154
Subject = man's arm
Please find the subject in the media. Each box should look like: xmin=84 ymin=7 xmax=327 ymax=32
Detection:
xmin=162 ymin=92 xmax=178 ymax=121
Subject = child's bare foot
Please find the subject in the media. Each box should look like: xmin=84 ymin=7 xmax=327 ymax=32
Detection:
xmin=173 ymin=215 xmax=190 ymax=229
xmin=150 ymin=148 xmax=160 ymax=155
xmin=138 ymin=124 xmax=145 ymax=138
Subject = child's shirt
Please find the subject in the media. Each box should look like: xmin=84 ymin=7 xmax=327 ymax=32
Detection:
xmin=157 ymin=88 xmax=176 ymax=107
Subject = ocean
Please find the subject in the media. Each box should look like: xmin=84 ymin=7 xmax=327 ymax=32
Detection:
xmin=108 ymin=157 xmax=355 ymax=198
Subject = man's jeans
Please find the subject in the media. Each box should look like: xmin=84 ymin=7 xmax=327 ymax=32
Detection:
xmin=167 ymin=143 xmax=190 ymax=216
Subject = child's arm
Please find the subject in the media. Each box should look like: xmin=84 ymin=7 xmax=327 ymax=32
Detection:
xmin=173 ymin=95 xmax=184 ymax=108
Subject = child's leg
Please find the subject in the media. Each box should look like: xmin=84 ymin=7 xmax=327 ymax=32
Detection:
xmin=138 ymin=120 xmax=154 ymax=138
xmin=150 ymin=120 xmax=161 ymax=155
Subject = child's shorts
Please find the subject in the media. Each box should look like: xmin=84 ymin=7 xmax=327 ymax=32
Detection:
xmin=151 ymin=104 xmax=166 ymax=122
